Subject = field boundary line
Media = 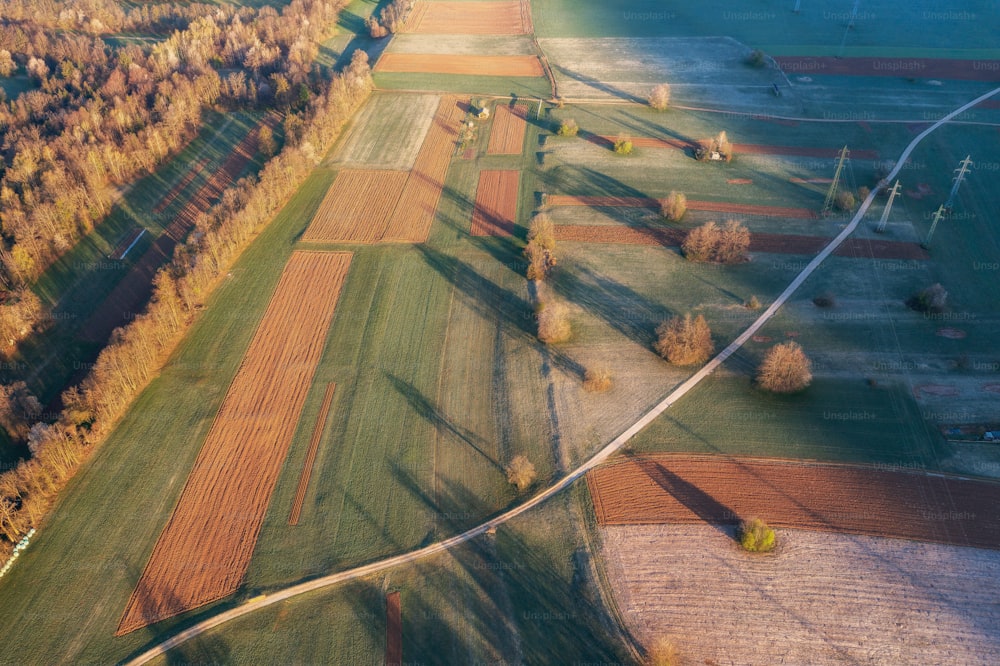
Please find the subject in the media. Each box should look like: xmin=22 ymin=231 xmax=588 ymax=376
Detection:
xmin=123 ymin=85 xmax=1000 ymax=666
xmin=288 ymin=383 xmax=337 ymax=526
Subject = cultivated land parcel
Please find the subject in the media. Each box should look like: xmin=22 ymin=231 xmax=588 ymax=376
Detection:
xmin=2 ymin=0 xmax=1000 ymax=664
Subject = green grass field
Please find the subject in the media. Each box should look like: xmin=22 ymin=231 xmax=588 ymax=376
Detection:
xmin=531 ymin=0 xmax=1000 ymax=58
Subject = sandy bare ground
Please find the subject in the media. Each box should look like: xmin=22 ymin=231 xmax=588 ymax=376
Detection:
xmin=602 ymin=524 xmax=1000 ymax=665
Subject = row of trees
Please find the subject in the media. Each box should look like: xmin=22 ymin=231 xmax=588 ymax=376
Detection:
xmin=0 ymin=49 xmax=374 ymax=561
xmin=366 ymin=0 xmax=415 ymax=37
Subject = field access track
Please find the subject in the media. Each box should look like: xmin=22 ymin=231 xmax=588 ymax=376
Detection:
xmin=588 ymin=454 xmax=1000 ymax=549
xmin=406 ymin=0 xmax=531 ymax=35
xmin=382 ymin=96 xmax=465 ymax=243
xmin=375 ymin=54 xmax=544 ymax=77
xmin=302 ymin=170 xmax=409 ymax=243
xmin=117 ymin=251 xmax=353 ymax=634
xmin=470 ymin=170 xmax=520 ymax=237
xmin=487 ymin=104 xmax=529 ymax=155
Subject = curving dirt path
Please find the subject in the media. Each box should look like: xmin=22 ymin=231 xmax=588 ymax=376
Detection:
xmin=124 ymin=85 xmax=1000 ymax=666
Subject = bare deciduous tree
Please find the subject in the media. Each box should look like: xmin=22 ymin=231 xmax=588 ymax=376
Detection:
xmin=659 ymin=191 xmax=687 ymax=222
xmin=757 ymin=341 xmax=812 ymax=393
xmin=655 ymin=314 xmax=713 ymax=366
xmin=506 ymin=454 xmax=537 ymax=492
xmin=648 ymin=83 xmax=671 ymax=110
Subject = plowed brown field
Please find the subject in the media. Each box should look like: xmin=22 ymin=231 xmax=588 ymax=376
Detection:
xmin=470 ymin=170 xmax=519 ymax=236
xmin=382 ymin=96 xmax=464 ymax=242
xmin=552 ymin=224 xmax=928 ymax=260
xmin=406 ymin=0 xmax=530 ymax=34
xmin=288 ymin=383 xmax=337 ymax=526
xmin=588 ymin=454 xmax=1000 ymax=548
xmin=117 ymin=251 xmax=353 ymax=634
xmin=487 ymin=104 xmax=528 ymax=155
xmin=386 ymin=591 xmax=402 ymax=666
xmin=302 ymin=170 xmax=409 ymax=243
xmin=375 ymin=53 xmax=544 ymax=77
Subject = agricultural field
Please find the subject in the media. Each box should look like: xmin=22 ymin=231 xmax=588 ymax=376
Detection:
xmin=406 ymin=0 xmax=531 ymax=35
xmin=118 ymin=251 xmax=353 ymax=634
xmin=302 ymin=169 xmax=410 ymax=243
xmin=375 ymin=53 xmax=545 ymax=77
xmin=326 ymin=92 xmax=440 ymax=170
xmin=602 ymin=524 xmax=1000 ymax=665
xmin=470 ymin=170 xmax=520 ymax=236
xmin=487 ymin=103 xmax=529 ymax=155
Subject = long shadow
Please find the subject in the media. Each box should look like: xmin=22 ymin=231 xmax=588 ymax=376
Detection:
xmin=624 ymin=451 xmax=738 ymax=540
xmin=387 ymin=372 xmax=503 ymax=472
xmin=553 ymin=64 xmax=645 ymax=104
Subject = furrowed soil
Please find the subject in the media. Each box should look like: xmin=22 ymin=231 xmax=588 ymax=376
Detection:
xmin=487 ymin=104 xmax=529 ymax=155
xmin=470 ymin=170 xmax=520 ymax=237
xmin=302 ymin=170 xmax=410 ymax=243
xmin=405 ymin=0 xmax=530 ymax=35
xmin=117 ymin=251 xmax=353 ymax=634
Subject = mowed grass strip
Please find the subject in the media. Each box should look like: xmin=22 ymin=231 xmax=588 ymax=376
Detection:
xmin=382 ymin=97 xmax=464 ymax=242
xmin=487 ymin=104 xmax=528 ymax=155
xmin=470 ymin=170 xmax=520 ymax=237
xmin=587 ymin=454 xmax=1000 ymax=548
xmin=406 ymin=0 xmax=529 ymax=35
xmin=117 ymin=251 xmax=353 ymax=634
xmin=302 ymin=170 xmax=409 ymax=243
xmin=374 ymin=53 xmax=544 ymax=77
xmin=288 ymin=382 xmax=337 ymax=526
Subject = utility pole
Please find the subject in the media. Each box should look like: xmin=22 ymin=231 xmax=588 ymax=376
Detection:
xmin=875 ymin=180 xmax=901 ymax=233
xmin=943 ymin=155 xmax=973 ymax=211
xmin=822 ymin=146 xmax=850 ymax=215
xmin=923 ymin=204 xmax=947 ymax=248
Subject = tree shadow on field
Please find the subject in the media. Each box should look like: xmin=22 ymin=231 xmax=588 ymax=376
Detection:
xmin=387 ymin=372 xmax=504 ymax=473
xmin=623 ymin=451 xmax=738 ymax=541
xmin=553 ymin=64 xmax=646 ymax=104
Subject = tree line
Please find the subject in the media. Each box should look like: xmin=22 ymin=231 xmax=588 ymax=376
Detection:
xmin=0 ymin=42 xmax=374 ymax=561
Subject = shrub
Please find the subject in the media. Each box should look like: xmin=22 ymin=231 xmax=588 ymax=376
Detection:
xmin=556 ymin=118 xmax=579 ymax=136
xmin=858 ymin=185 xmax=871 ymax=201
xmin=506 ymin=454 xmax=537 ymax=492
xmin=646 ymin=637 xmax=679 ymax=666
xmin=812 ymin=292 xmax=836 ymax=308
xmin=613 ymin=135 xmax=633 ymax=155
xmin=746 ymin=49 xmax=767 ymax=68
xmin=835 ymin=190 xmax=856 ymax=211
xmin=583 ymin=366 xmax=612 ymax=393
xmin=659 ymin=191 xmax=687 ymax=222
xmin=648 ymin=83 xmax=671 ymax=110
xmin=682 ymin=220 xmax=749 ymax=263
xmin=757 ymin=341 xmax=812 ymax=393
xmin=536 ymin=296 xmax=571 ymax=343
xmin=739 ymin=518 xmax=776 ymax=552
xmin=527 ymin=213 xmax=556 ymax=249
xmin=525 ymin=241 xmax=556 ymax=281
xmin=746 ymin=295 xmax=761 ymax=310
xmin=655 ymin=314 xmax=713 ymax=366
xmin=365 ymin=16 xmax=388 ymax=38
xmin=907 ymin=283 xmax=948 ymax=313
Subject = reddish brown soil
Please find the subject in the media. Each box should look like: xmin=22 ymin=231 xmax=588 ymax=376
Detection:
xmin=288 ymin=383 xmax=337 ymax=526
xmin=79 ymin=115 xmax=278 ymax=344
xmin=386 ymin=591 xmax=402 ymax=666
xmin=545 ymin=195 xmax=818 ymax=219
xmin=406 ymin=0 xmax=530 ymax=34
xmin=383 ymin=96 xmax=464 ymax=242
xmin=470 ymin=170 xmax=520 ymax=236
xmin=302 ymin=170 xmax=409 ymax=243
xmin=727 ymin=178 xmax=753 ymax=185
xmin=587 ymin=454 xmax=1000 ymax=549
xmin=913 ymin=384 xmax=961 ymax=397
xmin=374 ymin=54 xmax=544 ymax=77
xmin=774 ymin=56 xmax=1000 ymax=82
xmin=789 ymin=177 xmax=833 ymax=184
xmin=751 ymin=335 xmax=772 ymax=343
xmin=117 ymin=251 xmax=353 ymax=634
xmin=487 ymin=104 xmax=528 ymax=155
xmin=153 ymin=159 xmax=207 ymax=214
xmin=936 ymin=327 xmax=967 ymax=339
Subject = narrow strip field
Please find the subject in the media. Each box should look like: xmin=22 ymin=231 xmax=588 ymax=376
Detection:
xmin=552 ymin=224 xmax=927 ymax=260
xmin=117 ymin=251 xmax=353 ymax=634
xmin=302 ymin=170 xmax=409 ymax=243
xmin=470 ymin=170 xmax=520 ymax=237
xmin=774 ymin=55 xmax=1000 ymax=82
xmin=382 ymin=96 xmax=464 ymax=242
xmin=386 ymin=591 xmax=402 ymax=666
xmin=375 ymin=54 xmax=544 ymax=77
xmin=546 ymin=195 xmax=817 ymax=219
xmin=587 ymin=454 xmax=1000 ymax=548
xmin=487 ymin=104 xmax=528 ymax=155
xmin=152 ymin=159 xmax=207 ymax=214
xmin=585 ymin=134 xmax=879 ymax=160
xmin=405 ymin=0 xmax=530 ymax=35
xmin=288 ymin=383 xmax=337 ymax=526
xmin=79 ymin=117 xmax=274 ymax=343
xmin=109 ymin=228 xmax=146 ymax=260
